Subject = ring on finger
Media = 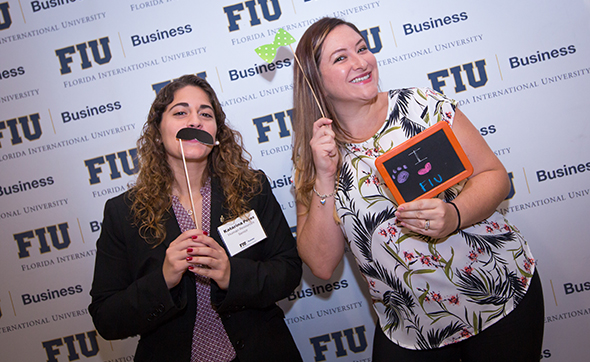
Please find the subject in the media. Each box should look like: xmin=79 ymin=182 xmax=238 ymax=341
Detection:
xmin=424 ymin=219 xmax=430 ymax=230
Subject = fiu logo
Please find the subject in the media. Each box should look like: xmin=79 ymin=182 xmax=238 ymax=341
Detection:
xmin=85 ymin=148 xmax=139 ymax=185
xmin=43 ymin=330 xmax=99 ymax=362
xmin=0 ymin=2 xmax=11 ymax=30
xmin=55 ymin=36 xmax=112 ymax=75
xmin=253 ymin=109 xmax=293 ymax=143
xmin=310 ymin=325 xmax=368 ymax=362
xmin=498 ymin=171 xmax=517 ymax=215
xmin=152 ymin=72 xmax=207 ymax=94
xmin=223 ymin=0 xmax=282 ymax=32
xmin=360 ymin=26 xmax=382 ymax=54
xmin=427 ymin=59 xmax=488 ymax=94
xmin=15 ymin=222 xmax=71 ymax=258
xmin=506 ymin=172 xmax=515 ymax=200
xmin=0 ymin=113 xmax=42 ymax=148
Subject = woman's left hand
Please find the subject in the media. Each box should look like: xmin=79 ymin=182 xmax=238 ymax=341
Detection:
xmin=395 ymin=198 xmax=459 ymax=239
xmin=187 ymin=231 xmax=231 ymax=290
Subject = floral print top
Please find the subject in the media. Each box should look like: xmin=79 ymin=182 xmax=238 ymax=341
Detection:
xmin=335 ymin=88 xmax=535 ymax=349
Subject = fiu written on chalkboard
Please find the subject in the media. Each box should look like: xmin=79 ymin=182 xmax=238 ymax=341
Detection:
xmin=375 ymin=122 xmax=472 ymax=204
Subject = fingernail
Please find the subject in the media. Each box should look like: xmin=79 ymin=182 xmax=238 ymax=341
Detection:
xmin=203 ymin=231 xmax=208 ymax=236
xmin=187 ymin=248 xmax=193 ymax=253
xmin=188 ymin=266 xmax=194 ymax=270
xmin=186 ymin=257 xmax=193 ymax=261
xmin=191 ymin=235 xmax=198 ymax=239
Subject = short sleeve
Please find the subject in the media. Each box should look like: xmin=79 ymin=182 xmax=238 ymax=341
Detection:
xmin=420 ymin=87 xmax=458 ymax=127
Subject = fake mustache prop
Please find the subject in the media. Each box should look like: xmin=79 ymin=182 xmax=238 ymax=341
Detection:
xmin=175 ymin=128 xmax=218 ymax=228
xmin=176 ymin=128 xmax=219 ymax=146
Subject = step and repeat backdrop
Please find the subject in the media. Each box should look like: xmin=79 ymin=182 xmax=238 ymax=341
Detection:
xmin=1 ymin=0 xmax=589 ymax=361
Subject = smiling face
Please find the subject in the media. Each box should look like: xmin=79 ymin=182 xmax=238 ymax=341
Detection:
xmin=318 ymin=24 xmax=379 ymax=109
xmin=159 ymin=85 xmax=218 ymax=167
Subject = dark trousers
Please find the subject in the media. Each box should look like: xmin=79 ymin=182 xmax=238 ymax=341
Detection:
xmin=373 ymin=269 xmax=544 ymax=362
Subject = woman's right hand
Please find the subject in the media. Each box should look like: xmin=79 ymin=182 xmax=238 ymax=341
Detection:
xmin=310 ymin=118 xmax=338 ymax=182
xmin=297 ymin=118 xmax=346 ymax=280
xmin=162 ymin=229 xmax=203 ymax=289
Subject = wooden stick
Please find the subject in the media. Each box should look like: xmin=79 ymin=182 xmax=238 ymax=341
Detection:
xmin=178 ymin=140 xmax=199 ymax=229
xmin=290 ymin=44 xmax=326 ymax=118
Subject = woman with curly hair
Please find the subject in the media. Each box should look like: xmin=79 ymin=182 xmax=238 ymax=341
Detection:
xmin=89 ymin=75 xmax=302 ymax=362
xmin=292 ymin=18 xmax=543 ymax=362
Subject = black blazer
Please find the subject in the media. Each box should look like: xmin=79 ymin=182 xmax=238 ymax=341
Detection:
xmin=89 ymin=173 xmax=303 ymax=361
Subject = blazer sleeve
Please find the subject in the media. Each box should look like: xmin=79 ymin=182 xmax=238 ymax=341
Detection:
xmin=211 ymin=173 xmax=302 ymax=311
xmin=88 ymin=193 xmax=189 ymax=340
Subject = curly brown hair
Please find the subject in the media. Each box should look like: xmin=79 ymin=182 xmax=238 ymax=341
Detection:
xmin=130 ymin=74 xmax=260 ymax=246
xmin=292 ymin=17 xmax=362 ymax=213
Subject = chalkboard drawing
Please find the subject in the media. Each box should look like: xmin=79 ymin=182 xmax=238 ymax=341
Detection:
xmin=419 ymin=174 xmax=443 ymax=192
xmin=375 ymin=121 xmax=473 ymax=204
xmin=391 ymin=165 xmax=409 ymax=183
xmin=417 ymin=162 xmax=432 ymax=175
xmin=408 ymin=148 xmax=428 ymax=165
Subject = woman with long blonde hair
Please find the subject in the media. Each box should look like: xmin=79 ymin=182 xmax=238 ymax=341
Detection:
xmin=292 ymin=18 xmax=543 ymax=362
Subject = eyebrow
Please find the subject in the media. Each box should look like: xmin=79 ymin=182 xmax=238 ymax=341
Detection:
xmin=168 ymin=102 xmax=214 ymax=112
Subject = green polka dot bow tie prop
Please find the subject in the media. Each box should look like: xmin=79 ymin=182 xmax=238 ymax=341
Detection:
xmin=255 ymin=28 xmax=296 ymax=63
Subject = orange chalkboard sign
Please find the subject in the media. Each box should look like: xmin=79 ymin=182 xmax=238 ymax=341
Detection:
xmin=375 ymin=121 xmax=473 ymax=204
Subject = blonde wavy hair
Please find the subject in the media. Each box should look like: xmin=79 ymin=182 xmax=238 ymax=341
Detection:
xmin=130 ymin=75 xmax=260 ymax=246
xmin=292 ymin=17 xmax=363 ymax=213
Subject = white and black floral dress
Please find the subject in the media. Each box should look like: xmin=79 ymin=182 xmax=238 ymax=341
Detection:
xmin=336 ymin=87 xmax=536 ymax=349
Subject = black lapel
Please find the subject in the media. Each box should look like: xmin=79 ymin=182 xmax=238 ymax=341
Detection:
xmin=162 ymin=207 xmax=181 ymax=248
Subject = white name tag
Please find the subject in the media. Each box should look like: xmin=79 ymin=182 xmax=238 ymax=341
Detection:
xmin=218 ymin=210 xmax=267 ymax=256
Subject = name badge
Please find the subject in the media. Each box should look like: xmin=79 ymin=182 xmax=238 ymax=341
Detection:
xmin=218 ymin=210 xmax=267 ymax=256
